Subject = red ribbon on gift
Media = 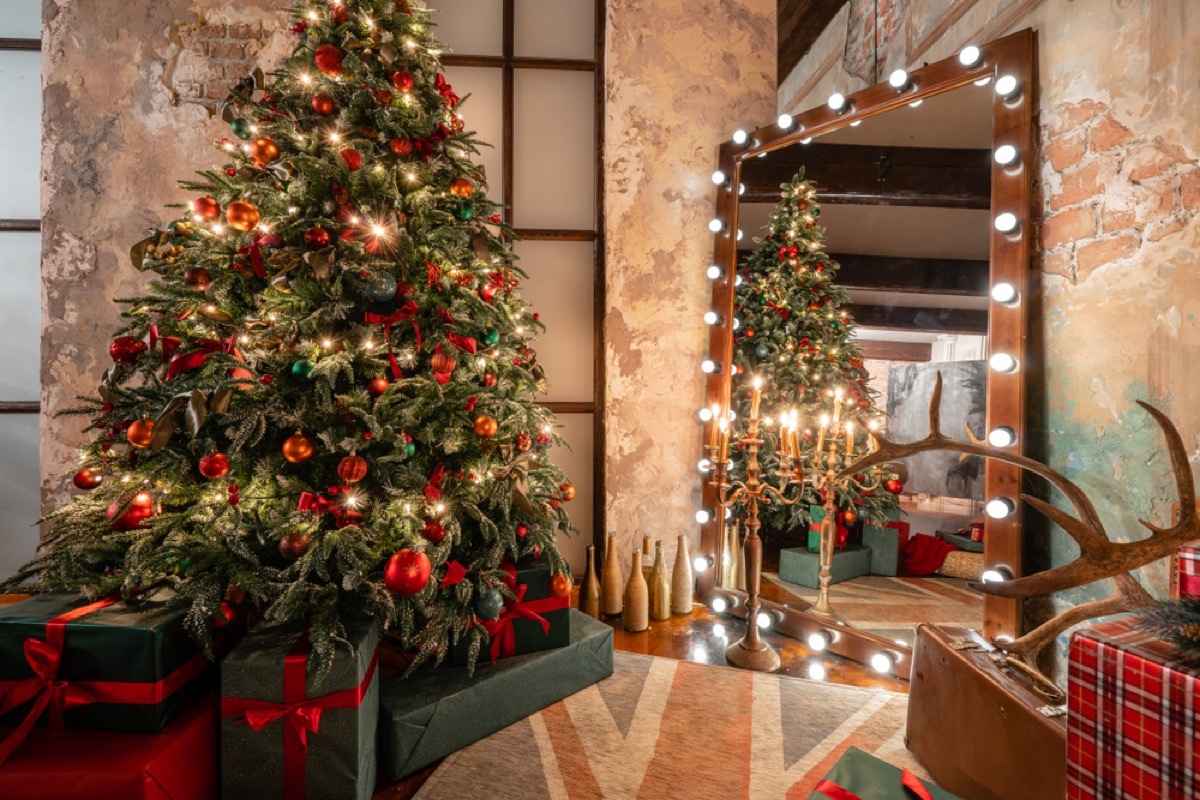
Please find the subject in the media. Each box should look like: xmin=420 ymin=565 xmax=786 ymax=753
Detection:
xmin=816 ymin=768 xmax=933 ymax=800
xmin=809 ymin=520 xmax=850 ymax=550
xmin=221 ymin=633 xmax=378 ymax=800
xmin=238 ymin=233 xmax=282 ymax=279
xmin=0 ymin=597 xmax=211 ymax=766
xmin=480 ymin=564 xmax=568 ymax=662
xmin=364 ymin=301 xmax=420 ymax=379
xmin=165 ymin=335 xmax=252 ymax=385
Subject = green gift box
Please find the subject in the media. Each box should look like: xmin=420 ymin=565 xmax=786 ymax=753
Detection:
xmin=220 ymin=620 xmax=379 ymax=800
xmin=937 ymin=531 xmax=984 ymax=553
xmin=380 ymin=609 xmax=613 ymax=780
xmin=0 ymin=592 xmax=215 ymax=740
xmin=779 ymin=545 xmax=871 ymax=589
xmin=862 ymin=524 xmax=901 ymax=576
xmin=451 ymin=554 xmax=571 ymax=665
xmin=807 ymin=745 xmax=961 ymax=799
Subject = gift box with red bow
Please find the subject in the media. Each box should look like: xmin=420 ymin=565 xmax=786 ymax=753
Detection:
xmin=451 ymin=554 xmax=570 ymax=666
xmin=807 ymin=746 xmax=961 ymax=799
xmin=1175 ymin=539 xmax=1200 ymax=598
xmin=0 ymin=592 xmax=215 ymax=766
xmin=220 ymin=620 xmax=379 ymax=800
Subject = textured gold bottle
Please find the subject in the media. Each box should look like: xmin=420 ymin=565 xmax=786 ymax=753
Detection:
xmin=670 ymin=534 xmax=694 ymax=614
xmin=579 ymin=544 xmax=601 ymax=618
xmin=600 ymin=534 xmax=623 ymax=616
xmin=623 ymin=550 xmax=649 ymax=631
xmin=649 ymin=540 xmax=671 ymax=621
xmin=641 ymin=534 xmax=654 ymax=583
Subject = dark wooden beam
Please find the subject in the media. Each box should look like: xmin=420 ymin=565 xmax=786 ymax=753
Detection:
xmin=0 ymin=401 xmax=39 ymax=414
xmin=540 ymin=401 xmax=595 ymax=414
xmin=848 ymin=304 xmax=987 ymax=334
xmin=737 ymin=249 xmax=989 ymax=296
xmin=0 ymin=39 xmax=40 ymax=52
xmin=778 ymin=0 xmax=849 ymax=85
xmin=0 ymin=219 xmax=39 ymax=232
xmin=856 ymin=340 xmax=932 ymax=362
xmin=740 ymin=143 xmax=991 ymax=208
xmin=442 ymin=55 xmax=595 ymax=71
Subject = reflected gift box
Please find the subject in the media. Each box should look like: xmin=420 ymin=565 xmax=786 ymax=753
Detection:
xmin=805 ymin=745 xmax=962 ymax=800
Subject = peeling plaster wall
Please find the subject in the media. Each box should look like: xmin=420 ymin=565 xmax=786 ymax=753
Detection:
xmin=603 ymin=1 xmax=776 ymax=573
xmin=778 ymin=0 xmax=1200 ymax=668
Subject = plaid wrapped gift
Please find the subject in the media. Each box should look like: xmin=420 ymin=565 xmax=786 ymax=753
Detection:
xmin=1068 ymin=617 xmax=1200 ymax=799
xmin=1176 ymin=540 xmax=1200 ymax=598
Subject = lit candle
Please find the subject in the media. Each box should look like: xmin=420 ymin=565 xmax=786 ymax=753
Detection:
xmin=832 ymin=387 xmax=844 ymax=427
xmin=718 ymin=417 xmax=730 ymax=463
xmin=845 ymin=421 xmax=855 ymax=458
xmin=817 ymin=413 xmax=829 ymax=454
xmin=790 ymin=409 xmax=800 ymax=458
xmin=750 ymin=376 xmax=763 ymax=419
xmin=779 ymin=414 xmax=790 ymax=457
xmin=708 ymin=408 xmax=721 ymax=449
xmin=867 ymin=419 xmax=879 ymax=452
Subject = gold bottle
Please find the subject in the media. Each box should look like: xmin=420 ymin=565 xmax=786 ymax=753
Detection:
xmin=641 ymin=534 xmax=654 ymax=583
xmin=579 ymin=544 xmax=601 ymax=618
xmin=649 ymin=540 xmax=671 ymax=621
xmin=670 ymin=533 xmax=694 ymax=614
xmin=600 ymin=534 xmax=623 ymax=616
xmin=623 ymin=550 xmax=649 ymax=631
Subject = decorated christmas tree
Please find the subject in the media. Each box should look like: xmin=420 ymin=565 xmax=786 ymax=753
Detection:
xmin=729 ymin=171 xmax=899 ymax=534
xmin=5 ymin=0 xmax=577 ymax=668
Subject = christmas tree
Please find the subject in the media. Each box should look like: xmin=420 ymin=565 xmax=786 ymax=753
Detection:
xmin=729 ymin=171 xmax=898 ymax=534
xmin=5 ymin=0 xmax=577 ymax=669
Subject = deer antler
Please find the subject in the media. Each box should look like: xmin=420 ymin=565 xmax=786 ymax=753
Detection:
xmin=837 ymin=373 xmax=1198 ymax=661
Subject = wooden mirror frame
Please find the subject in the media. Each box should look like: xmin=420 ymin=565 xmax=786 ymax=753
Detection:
xmin=694 ymin=29 xmax=1037 ymax=679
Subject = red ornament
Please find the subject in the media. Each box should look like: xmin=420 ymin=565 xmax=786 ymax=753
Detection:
xmin=390 ymin=137 xmax=413 ymax=157
xmin=330 ymin=3 xmax=349 ymax=24
xmin=422 ymin=518 xmax=446 ymax=543
xmin=885 ymin=478 xmax=904 ymax=495
xmin=559 ymin=481 xmax=576 ymax=502
xmin=367 ymin=376 xmax=390 ymax=397
xmin=72 ymin=467 xmax=103 ymax=490
xmin=337 ymin=454 xmax=368 ymax=483
xmin=311 ymin=93 xmax=335 ymax=115
xmin=430 ymin=351 xmax=456 ymax=375
xmin=314 ymin=43 xmax=344 ymax=77
xmin=183 ymin=267 xmax=213 ymax=291
xmin=516 ymin=524 xmax=528 ymax=538
xmin=212 ymin=601 xmax=239 ymax=630
xmin=199 ymin=452 xmax=231 ymax=480
xmin=261 ymin=374 xmax=274 ymax=385
xmin=483 ymin=373 xmax=497 ymax=388
xmin=193 ymin=196 xmax=221 ymax=221
xmin=109 ymin=336 xmax=147 ymax=364
xmin=384 ymin=549 xmax=431 ymax=595
xmin=106 ymin=492 xmax=155 ymax=531
xmin=282 ymin=432 xmax=316 ymax=464
xmin=391 ymin=70 xmax=414 ymax=92
xmin=549 ymin=573 xmax=571 ymax=599
xmin=304 ymin=226 xmax=331 ymax=249
xmin=479 ymin=283 xmax=498 ymax=304
xmin=279 ymin=529 xmax=311 ymax=560
xmin=842 ymin=508 xmax=858 ymax=525
xmin=515 ymin=433 xmax=532 ymax=452
xmin=363 ymin=431 xmax=374 ymax=441
xmin=339 ymin=148 xmax=362 ymax=171
xmin=126 ymin=419 xmax=155 ymax=449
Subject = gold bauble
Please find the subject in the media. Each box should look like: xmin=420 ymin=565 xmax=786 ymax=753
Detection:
xmin=126 ymin=419 xmax=155 ymax=449
xmin=250 ymin=137 xmax=280 ymax=166
xmin=559 ymin=481 xmax=576 ymax=502
xmin=282 ymin=432 xmax=316 ymax=464
xmin=448 ymin=177 xmax=474 ymax=198
xmin=226 ymin=201 xmax=261 ymax=232
xmin=472 ymin=415 xmax=498 ymax=438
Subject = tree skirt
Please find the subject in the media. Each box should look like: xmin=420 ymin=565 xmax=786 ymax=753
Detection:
xmin=412 ymin=651 xmax=924 ymax=799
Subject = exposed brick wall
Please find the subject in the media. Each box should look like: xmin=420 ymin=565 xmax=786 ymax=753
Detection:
xmin=170 ymin=17 xmax=270 ymax=111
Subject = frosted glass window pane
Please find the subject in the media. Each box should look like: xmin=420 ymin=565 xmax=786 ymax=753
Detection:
xmin=0 ymin=3 xmax=40 ymax=39
xmin=513 ymin=70 xmax=594 ymax=229
xmin=443 ymin=66 xmax=504 ymax=205
xmin=0 ymin=414 xmax=40 ymax=581
xmin=551 ymin=413 xmax=592 ymax=575
xmin=516 ymin=0 xmax=595 ymax=59
xmin=513 ymin=240 xmax=593 ymax=402
xmin=0 ymin=51 xmax=40 ymax=220
xmin=0 ymin=232 xmax=40 ymax=401
xmin=430 ymin=0 xmax=502 ymax=57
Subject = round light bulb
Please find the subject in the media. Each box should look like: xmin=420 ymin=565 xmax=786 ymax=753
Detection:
xmin=738 ymin=183 xmax=745 ymax=195
xmin=735 ymin=275 xmax=744 ymax=286
xmin=988 ymin=426 xmax=1017 ymax=447
xmin=989 ymin=352 xmax=1017 ymax=373
xmin=756 ymin=612 xmax=771 ymax=629
xmin=708 ymin=218 xmax=726 ymax=234
xmin=807 ymin=662 xmax=828 ymax=681
xmin=777 ymin=113 xmax=795 ymax=130
xmin=711 ymin=170 xmax=728 ymax=186
xmin=732 ymin=128 xmax=749 ymax=145
xmin=695 ymin=509 xmax=712 ymax=524
xmin=711 ymin=597 xmax=728 ymax=613
xmin=828 ymin=92 xmax=848 ymax=112
xmin=701 ymin=359 xmax=719 ymax=374
xmin=693 ymin=556 xmax=710 ymax=573
xmin=703 ymin=311 xmax=723 ymax=326
xmin=870 ymin=652 xmax=895 ymax=674
xmin=736 ymin=229 xmax=744 ymax=241
xmin=800 ymin=137 xmax=813 ymax=145
xmin=732 ymin=318 xmax=741 ymax=330
xmin=995 ymin=74 xmax=1020 ymax=98
xmin=706 ymin=265 xmax=724 ymax=280
xmin=698 ymin=407 xmax=714 ymax=421
xmin=994 ymin=145 xmax=1019 ymax=166
xmin=724 ymin=507 xmax=733 ymax=520
xmin=888 ymin=69 xmax=910 ymax=90
xmin=981 ymin=568 xmax=1008 ymax=584
xmin=908 ymin=99 xmax=924 ymax=108
xmin=991 ymin=282 xmax=1018 ymax=303
xmin=994 ymin=212 xmax=1019 ymax=233
xmin=986 ymin=497 xmax=1016 ymax=519
xmin=959 ymin=45 xmax=982 ymax=66
xmin=807 ymin=631 xmax=832 ymax=652
xmin=712 ymin=623 xmax=726 ymax=637
xmin=697 ymin=458 xmax=712 ymax=473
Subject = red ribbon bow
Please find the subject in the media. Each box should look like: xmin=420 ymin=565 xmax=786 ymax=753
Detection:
xmin=777 ymin=244 xmax=799 ymax=261
xmin=446 ymin=332 xmax=477 ymax=354
xmin=482 ymin=583 xmax=552 ymax=662
xmin=298 ymin=486 xmax=355 ymax=526
xmin=815 ymin=768 xmax=933 ymax=800
xmin=424 ymin=464 xmax=446 ymax=502
xmin=364 ymin=301 xmax=420 ymax=379
xmin=149 ymin=324 xmax=181 ymax=363
xmin=764 ymin=300 xmax=791 ymax=320
xmin=238 ymin=233 xmax=282 ymax=279
xmin=221 ymin=633 xmax=378 ymax=800
xmin=165 ymin=335 xmax=251 ymax=384
xmin=434 ymin=73 xmax=460 ymax=108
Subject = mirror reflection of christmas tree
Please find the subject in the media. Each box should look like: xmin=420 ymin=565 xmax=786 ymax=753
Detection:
xmin=6 ymin=0 xmax=578 ymax=670
xmin=728 ymin=171 xmax=900 ymax=536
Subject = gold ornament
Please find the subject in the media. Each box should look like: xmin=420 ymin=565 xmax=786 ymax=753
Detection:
xmin=226 ymin=201 xmax=261 ymax=232
xmin=473 ymin=415 xmax=498 ymax=438
xmin=250 ymin=137 xmax=280 ymax=166
xmin=559 ymin=481 xmax=576 ymax=501
xmin=448 ymin=178 xmax=474 ymax=198
xmin=127 ymin=419 xmax=155 ymax=449
xmin=282 ymin=432 xmax=315 ymax=464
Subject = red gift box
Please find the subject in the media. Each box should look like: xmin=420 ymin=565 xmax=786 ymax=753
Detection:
xmin=0 ymin=694 xmax=216 ymax=800
xmin=1176 ymin=539 xmax=1200 ymax=598
xmin=1067 ymin=617 xmax=1200 ymax=800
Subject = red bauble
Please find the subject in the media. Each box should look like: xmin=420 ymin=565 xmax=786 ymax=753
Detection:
xmin=483 ymin=372 xmax=497 ymax=388
xmin=479 ymin=283 xmax=498 ymax=304
xmin=390 ymin=137 xmax=413 ymax=157
xmin=384 ymin=549 xmax=431 ymax=596
xmin=72 ymin=467 xmax=103 ymax=490
xmin=183 ymin=267 xmax=213 ymax=291
xmin=337 ymin=454 xmax=368 ymax=483
xmin=885 ymin=478 xmax=904 ymax=495
xmin=106 ymin=492 xmax=155 ymax=531
xmin=559 ymin=481 xmax=576 ymax=502
xmin=339 ymin=148 xmax=362 ymax=171
xmin=199 ymin=452 xmax=231 ymax=479
xmin=304 ymin=226 xmax=331 ymax=249
xmin=422 ymin=518 xmax=446 ymax=543
xmin=430 ymin=351 xmax=456 ymax=375
xmin=212 ymin=601 xmax=238 ymax=630
xmin=516 ymin=524 xmax=528 ymax=538
xmin=311 ymin=93 xmax=335 ymax=115
xmin=314 ymin=43 xmax=344 ymax=77
xmin=367 ymin=376 xmax=390 ymax=397
xmin=126 ymin=419 xmax=155 ymax=449
xmin=330 ymin=3 xmax=349 ymax=24
xmin=549 ymin=573 xmax=571 ymax=599
xmin=193 ymin=196 xmax=221 ymax=221
xmin=391 ymin=70 xmax=414 ymax=92
xmin=279 ymin=529 xmax=311 ymax=560
xmin=514 ymin=433 xmax=532 ymax=452
xmin=109 ymin=336 xmax=147 ymax=364
xmin=842 ymin=508 xmax=858 ymax=525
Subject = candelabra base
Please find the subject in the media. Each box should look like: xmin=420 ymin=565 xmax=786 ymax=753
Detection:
xmin=725 ymin=637 xmax=781 ymax=673
xmin=805 ymin=604 xmax=846 ymax=625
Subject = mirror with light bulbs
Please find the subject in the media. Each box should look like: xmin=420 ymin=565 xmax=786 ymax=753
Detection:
xmin=694 ymin=31 xmax=1036 ymax=677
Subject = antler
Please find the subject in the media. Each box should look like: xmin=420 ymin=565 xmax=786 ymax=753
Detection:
xmin=836 ymin=373 xmax=1198 ymax=661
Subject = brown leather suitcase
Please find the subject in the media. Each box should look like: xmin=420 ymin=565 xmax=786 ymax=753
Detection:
xmin=907 ymin=624 xmax=1067 ymax=800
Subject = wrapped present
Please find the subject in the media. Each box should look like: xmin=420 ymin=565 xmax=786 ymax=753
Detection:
xmin=452 ymin=554 xmax=570 ymax=665
xmin=1176 ymin=539 xmax=1200 ymax=598
xmin=0 ymin=592 xmax=215 ymax=765
xmin=1068 ymin=617 xmax=1200 ymax=800
xmin=220 ymin=621 xmax=379 ymax=800
xmin=862 ymin=520 xmax=910 ymax=576
xmin=807 ymin=505 xmax=850 ymax=553
xmin=779 ymin=545 xmax=871 ymax=589
xmin=935 ymin=530 xmax=983 ymax=554
xmin=807 ymin=745 xmax=961 ymax=799
xmin=380 ymin=609 xmax=612 ymax=780
xmin=0 ymin=694 xmax=217 ymax=800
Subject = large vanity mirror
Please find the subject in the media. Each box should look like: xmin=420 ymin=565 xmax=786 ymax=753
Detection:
xmin=695 ymin=30 xmax=1036 ymax=678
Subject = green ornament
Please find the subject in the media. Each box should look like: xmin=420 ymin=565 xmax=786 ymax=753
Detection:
xmin=405 ymin=442 xmax=416 ymax=457
xmin=482 ymin=328 xmax=500 ymax=346
xmin=454 ymin=203 xmax=473 ymax=221
xmin=291 ymin=359 xmax=317 ymax=379
xmin=175 ymin=557 xmax=192 ymax=576
xmin=230 ymin=118 xmax=252 ymax=140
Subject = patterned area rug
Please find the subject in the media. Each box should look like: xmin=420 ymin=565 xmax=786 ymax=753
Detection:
xmin=413 ymin=651 xmax=924 ymax=800
xmin=765 ymin=572 xmax=983 ymax=646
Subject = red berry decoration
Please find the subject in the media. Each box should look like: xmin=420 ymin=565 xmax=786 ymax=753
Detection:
xmin=199 ymin=452 xmax=231 ymax=480
xmin=516 ymin=524 xmax=528 ymax=538
xmin=367 ymin=376 xmax=390 ymax=397
xmin=311 ymin=93 xmax=335 ymax=115
xmin=885 ymin=478 xmax=904 ymax=495
xmin=193 ymin=196 xmax=221 ymax=221
xmin=279 ymin=529 xmax=311 ymax=560
xmin=391 ymin=69 xmax=414 ymax=92
xmin=314 ymin=43 xmax=344 ymax=77
xmin=106 ymin=492 xmax=155 ymax=531
xmin=384 ymin=549 xmax=431 ymax=596
xmin=337 ymin=453 xmax=368 ymax=483
xmin=212 ymin=601 xmax=239 ymax=631
xmin=549 ymin=573 xmax=571 ymax=599
xmin=72 ymin=467 xmax=103 ymax=490
xmin=339 ymin=148 xmax=362 ymax=171
xmin=422 ymin=518 xmax=446 ymax=543
xmin=304 ymin=226 xmax=331 ymax=249
xmin=109 ymin=336 xmax=147 ymax=364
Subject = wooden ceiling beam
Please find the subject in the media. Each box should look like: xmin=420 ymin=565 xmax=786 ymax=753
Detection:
xmin=778 ymin=0 xmax=850 ymax=84
xmin=848 ymin=304 xmax=987 ymax=335
xmin=855 ymin=340 xmax=933 ymax=362
xmin=736 ymin=250 xmax=989 ymax=296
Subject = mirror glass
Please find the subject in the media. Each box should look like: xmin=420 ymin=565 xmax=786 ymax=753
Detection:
xmin=724 ymin=82 xmax=995 ymax=646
